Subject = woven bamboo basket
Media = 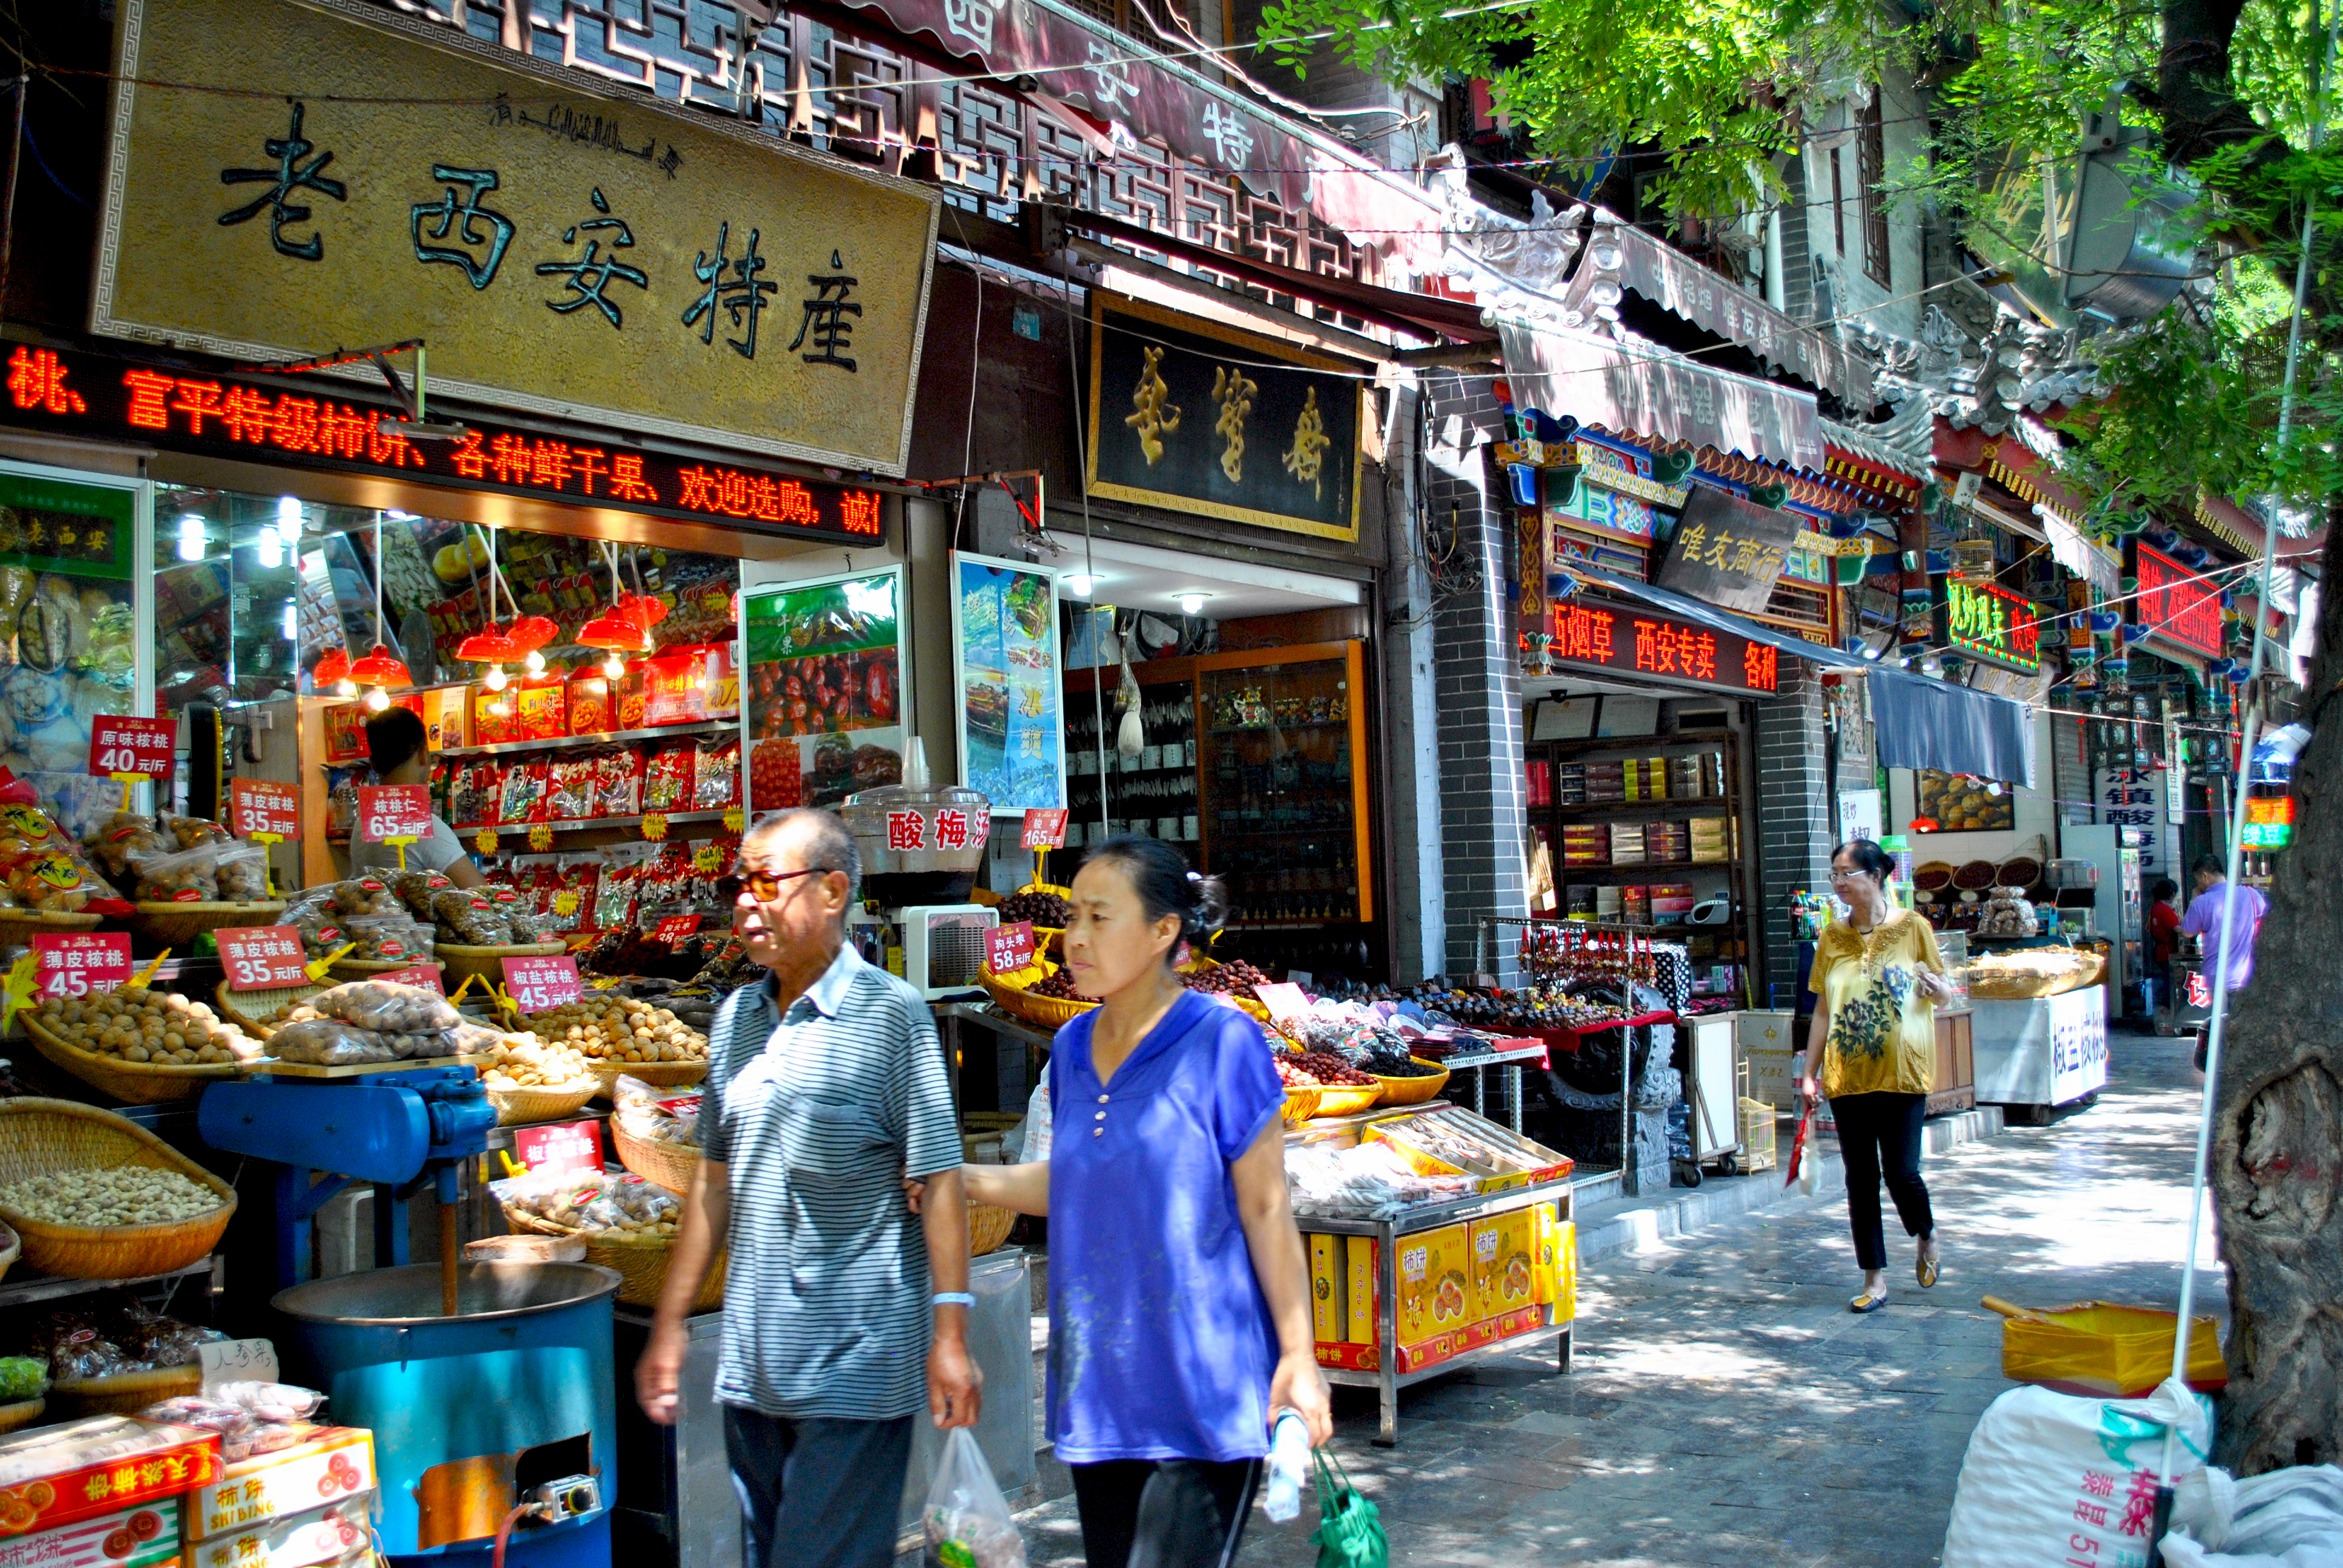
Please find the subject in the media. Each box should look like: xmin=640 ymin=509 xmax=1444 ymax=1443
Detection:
xmin=212 ymin=980 xmax=331 ymax=1037
xmin=0 ymin=1219 xmax=16 ymax=1282
xmin=968 ymin=1201 xmax=1015 ymax=1258
xmin=585 ymin=1059 xmax=706 ymax=1099
xmin=1371 ymin=1062 xmax=1453 ymax=1108
xmin=611 ymin=1118 xmax=700 ymax=1195
xmin=128 ymin=900 xmax=286 ymax=947
xmin=0 ymin=1398 xmax=43 ymax=1436
xmin=439 ymin=941 xmax=566 ymax=989
xmin=582 ymin=1233 xmax=723 ymax=1310
xmin=0 ymin=1099 xmax=236 ymax=1278
xmin=484 ymin=1077 xmax=601 ymax=1127
xmin=978 ymin=956 xmax=1096 ymax=1030
xmin=18 ymin=1010 xmax=258 ymax=1105
xmin=328 ymin=956 xmax=447 ymax=982
xmin=0 ymin=910 xmax=101 ymax=948
xmin=49 ymin=1364 xmax=203 ymax=1417
xmin=1280 ymin=1085 xmax=1322 ymax=1128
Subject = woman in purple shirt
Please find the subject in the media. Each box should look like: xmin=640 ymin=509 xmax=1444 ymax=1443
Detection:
xmin=965 ymin=837 xmax=1330 ymax=1567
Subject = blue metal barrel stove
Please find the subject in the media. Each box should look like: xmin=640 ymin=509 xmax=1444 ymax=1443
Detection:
xmin=272 ymin=1263 xmax=620 ymax=1568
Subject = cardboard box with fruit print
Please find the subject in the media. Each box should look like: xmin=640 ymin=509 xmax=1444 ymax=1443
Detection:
xmin=0 ymin=1418 xmax=221 ymax=1568
xmin=185 ymin=1431 xmax=372 ymax=1544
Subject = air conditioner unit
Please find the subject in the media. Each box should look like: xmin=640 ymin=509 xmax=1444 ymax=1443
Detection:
xmin=901 ymin=904 xmax=997 ymax=999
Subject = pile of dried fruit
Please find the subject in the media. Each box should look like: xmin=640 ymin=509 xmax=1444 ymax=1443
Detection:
xmin=1185 ymin=959 xmax=1271 ymax=999
xmin=1275 ymin=1050 xmax=1374 ymax=1087
xmin=1029 ymin=967 xmax=1101 ymax=1004
xmin=997 ymin=889 xmax=1069 ymax=928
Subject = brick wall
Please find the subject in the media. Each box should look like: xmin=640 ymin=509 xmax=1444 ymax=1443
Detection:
xmin=1755 ymin=659 xmax=1834 ymax=1002
xmin=1421 ymin=373 xmax=1527 ymax=980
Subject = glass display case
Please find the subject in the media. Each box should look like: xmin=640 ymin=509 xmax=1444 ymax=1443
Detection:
xmin=1197 ymin=643 xmax=1371 ymax=926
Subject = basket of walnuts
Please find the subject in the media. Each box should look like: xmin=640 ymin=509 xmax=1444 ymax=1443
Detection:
xmin=453 ymin=1023 xmax=600 ymax=1126
xmin=519 ymin=994 xmax=709 ymax=1096
xmin=19 ymin=988 xmax=267 ymax=1103
xmin=491 ymin=1167 xmax=719 ymax=1309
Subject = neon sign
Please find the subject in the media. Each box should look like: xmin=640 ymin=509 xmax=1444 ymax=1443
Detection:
xmin=2241 ymin=795 xmax=2295 ymax=849
xmin=3 ymin=344 xmax=883 ymax=544
xmin=1941 ymin=579 xmax=2041 ymax=672
xmin=2135 ymin=544 xmax=2224 ymax=658
xmin=1529 ymin=596 xmax=1782 ymax=694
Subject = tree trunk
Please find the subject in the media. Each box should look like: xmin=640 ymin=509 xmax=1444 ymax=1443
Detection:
xmin=2209 ymin=510 xmax=2343 ymax=1475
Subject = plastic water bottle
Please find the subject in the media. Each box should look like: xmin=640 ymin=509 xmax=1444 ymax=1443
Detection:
xmin=1263 ymin=1412 xmax=1309 ymax=1521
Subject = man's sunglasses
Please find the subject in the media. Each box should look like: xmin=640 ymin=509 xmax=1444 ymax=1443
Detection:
xmin=718 ymin=865 xmax=825 ymax=902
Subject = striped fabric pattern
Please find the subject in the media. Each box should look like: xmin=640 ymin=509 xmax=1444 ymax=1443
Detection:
xmin=703 ymin=944 xmax=962 ymax=1421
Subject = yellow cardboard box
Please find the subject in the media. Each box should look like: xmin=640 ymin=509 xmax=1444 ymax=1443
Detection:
xmin=1308 ymin=1232 xmax=1345 ymax=1345
xmin=1531 ymin=1207 xmax=1579 ymax=1324
xmin=1424 ymin=1224 xmax=1475 ymax=1338
xmin=1395 ymin=1224 xmax=1464 ymax=1343
xmin=187 ymin=1431 xmax=375 ymax=1543
xmin=1472 ymin=1210 xmax=1539 ymax=1323
xmin=1344 ymin=1235 xmax=1375 ymax=1345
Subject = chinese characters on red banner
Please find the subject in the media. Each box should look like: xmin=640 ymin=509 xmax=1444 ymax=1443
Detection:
xmin=1538 ymin=598 xmax=1783 ymax=694
xmin=2135 ymin=544 xmax=2224 ymax=658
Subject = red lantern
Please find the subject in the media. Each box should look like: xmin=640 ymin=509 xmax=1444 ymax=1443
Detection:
xmin=346 ymin=645 xmax=413 ymax=688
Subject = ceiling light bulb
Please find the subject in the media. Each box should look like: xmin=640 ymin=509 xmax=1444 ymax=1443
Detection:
xmin=1066 ymin=573 xmax=1095 ymax=598
xmin=176 ymin=515 xmax=206 ymax=562
xmin=523 ymin=650 xmax=545 ymax=674
xmin=281 ymin=601 xmax=298 ymax=641
xmin=333 ymin=677 xmax=358 ymax=698
xmin=257 ymin=534 xmax=283 ymax=570
xmin=483 ymin=665 xmax=508 ymax=691
xmin=602 ymin=653 xmax=626 ymax=681
xmin=1178 ymin=593 xmax=1208 ymax=616
xmin=275 ymin=495 xmax=303 ymax=546
xmin=364 ymin=686 xmax=391 ymax=712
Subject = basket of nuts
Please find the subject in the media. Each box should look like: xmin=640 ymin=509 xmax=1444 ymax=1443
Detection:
xmin=20 ymin=990 xmax=267 ymax=1103
xmin=517 ymin=995 xmax=709 ymax=1095
xmin=0 ymin=1098 xmax=237 ymax=1278
xmin=459 ymin=1025 xmax=600 ymax=1126
xmin=491 ymin=1168 xmax=720 ymax=1309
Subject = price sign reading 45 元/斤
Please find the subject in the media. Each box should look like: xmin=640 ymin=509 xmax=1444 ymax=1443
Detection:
xmin=986 ymin=921 xmax=1035 ymax=975
xmin=502 ymin=954 xmax=582 ymax=1014
xmin=217 ymin=925 xmax=310 ymax=991
xmin=88 ymin=715 xmax=176 ymax=780
xmin=31 ymin=932 xmax=133 ymax=999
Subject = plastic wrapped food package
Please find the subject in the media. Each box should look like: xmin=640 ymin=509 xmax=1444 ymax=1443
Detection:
xmin=448 ymin=760 xmax=498 ymax=827
xmin=592 ymin=748 xmax=644 ymax=817
xmin=126 ymin=838 xmax=270 ymax=903
xmin=266 ymin=1016 xmax=459 ymax=1065
xmin=0 ymin=773 xmax=128 ymax=915
xmin=593 ymin=858 xmax=641 ymax=932
xmin=0 ymin=1417 xmax=209 ymax=1489
xmin=491 ymin=1168 xmax=678 ymax=1237
xmin=692 ymin=737 xmax=740 ymax=811
xmin=432 ymin=890 xmax=513 ymax=946
xmin=546 ymin=756 xmax=597 ymax=821
xmin=310 ymin=980 xmax=460 ymax=1034
xmin=330 ymin=878 xmax=402 ymax=919
xmin=612 ymin=1076 xmax=700 ymax=1146
xmin=162 ymin=816 xmax=232 ymax=851
xmin=1283 ymin=1142 xmax=1476 ymax=1219
xmin=82 ymin=810 xmax=168 ymax=881
xmin=499 ymin=759 xmax=550 ymax=825
xmin=390 ymin=869 xmax=456 ymax=920
xmin=339 ymin=912 xmax=434 ymax=962
xmin=641 ymin=746 xmax=695 ymax=812
xmin=487 ymin=887 xmax=543 ymax=942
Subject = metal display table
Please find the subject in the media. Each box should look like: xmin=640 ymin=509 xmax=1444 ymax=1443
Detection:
xmin=1435 ymin=1039 xmax=1550 ymax=1132
xmin=1300 ymin=1177 xmax=1574 ymax=1445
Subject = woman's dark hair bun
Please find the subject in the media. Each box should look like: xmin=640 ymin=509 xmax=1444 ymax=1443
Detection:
xmin=1832 ymin=838 xmax=1896 ymax=882
xmin=1086 ymin=836 xmax=1226 ymax=953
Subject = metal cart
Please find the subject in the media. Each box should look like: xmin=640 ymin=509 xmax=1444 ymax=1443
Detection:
xmin=1300 ymin=1175 xmax=1575 ymax=1445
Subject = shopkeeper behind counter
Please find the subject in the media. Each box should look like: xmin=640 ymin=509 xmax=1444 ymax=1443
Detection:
xmin=354 ymin=708 xmax=485 ymax=888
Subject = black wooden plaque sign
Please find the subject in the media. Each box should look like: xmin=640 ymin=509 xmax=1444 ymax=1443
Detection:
xmin=1655 ymin=485 xmax=1810 ymax=615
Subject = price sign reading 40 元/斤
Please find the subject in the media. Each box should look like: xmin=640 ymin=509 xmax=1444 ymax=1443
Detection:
xmin=217 ymin=926 xmax=310 ymax=991
xmin=31 ymin=932 xmax=133 ymax=999
xmin=502 ymin=954 xmax=582 ymax=1014
xmin=986 ymin=921 xmax=1035 ymax=975
xmin=356 ymin=785 xmax=433 ymax=844
xmin=227 ymin=778 xmax=301 ymax=841
xmin=88 ymin=715 xmax=176 ymax=780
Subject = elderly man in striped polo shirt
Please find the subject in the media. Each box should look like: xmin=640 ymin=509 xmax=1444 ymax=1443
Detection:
xmin=636 ymin=808 xmax=979 ymax=1568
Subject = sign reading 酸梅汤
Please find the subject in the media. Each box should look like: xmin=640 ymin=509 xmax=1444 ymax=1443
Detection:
xmin=91 ymin=0 xmax=938 ymax=476
xmin=1939 ymin=578 xmax=2042 ymax=673
xmin=1653 ymin=486 xmax=1809 ymax=616
xmin=1086 ymin=293 xmax=1363 ymax=542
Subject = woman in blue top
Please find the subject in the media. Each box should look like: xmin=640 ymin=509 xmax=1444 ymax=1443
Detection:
xmin=964 ymin=836 xmax=1331 ymax=1567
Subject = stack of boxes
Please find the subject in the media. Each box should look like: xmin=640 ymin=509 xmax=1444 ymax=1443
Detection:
xmin=1645 ymin=821 xmax=1689 ymax=863
xmin=1648 ymin=883 xmax=1697 ymax=924
xmin=1608 ymin=823 xmax=1645 ymax=867
xmin=0 ymin=1419 xmax=221 ymax=1568
xmin=1559 ymin=823 xmax=1609 ymax=867
xmin=1689 ymin=817 xmax=1734 ymax=863
xmin=183 ymin=1429 xmax=376 ymax=1568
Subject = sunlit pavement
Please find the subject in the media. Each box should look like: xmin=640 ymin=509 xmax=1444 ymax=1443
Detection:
xmin=1000 ymin=1034 xmax=2220 ymax=1567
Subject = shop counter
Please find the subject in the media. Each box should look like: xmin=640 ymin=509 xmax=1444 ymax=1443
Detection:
xmin=1300 ymin=1177 xmax=1574 ymax=1446
xmin=1970 ymin=989 xmax=2108 ymax=1122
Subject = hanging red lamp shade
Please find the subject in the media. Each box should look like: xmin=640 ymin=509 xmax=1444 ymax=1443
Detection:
xmin=505 ymin=615 xmax=560 ymax=653
xmin=454 ymin=626 xmax=523 ymax=664
xmin=575 ymin=611 xmax=653 ymax=652
xmin=312 ymin=648 xmax=351 ymax=687
xmin=346 ymin=645 xmax=413 ymax=688
xmin=615 ymin=593 xmax=669 ymax=630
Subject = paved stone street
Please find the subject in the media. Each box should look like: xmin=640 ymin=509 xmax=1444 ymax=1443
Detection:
xmin=1002 ymin=1034 xmax=2222 ymax=1567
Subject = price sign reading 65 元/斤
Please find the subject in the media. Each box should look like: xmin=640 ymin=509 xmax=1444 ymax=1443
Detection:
xmin=356 ymin=785 xmax=433 ymax=844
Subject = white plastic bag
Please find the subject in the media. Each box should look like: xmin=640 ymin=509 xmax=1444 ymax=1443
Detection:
xmin=2160 ymin=1463 xmax=2343 ymax=1567
xmin=922 ymin=1428 xmax=1025 ymax=1568
xmin=1941 ymin=1376 xmax=2215 ymax=1568
xmin=1017 ymin=1080 xmax=1052 ymax=1163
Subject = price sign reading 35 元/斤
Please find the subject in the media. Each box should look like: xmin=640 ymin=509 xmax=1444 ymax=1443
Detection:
xmin=217 ymin=926 xmax=310 ymax=991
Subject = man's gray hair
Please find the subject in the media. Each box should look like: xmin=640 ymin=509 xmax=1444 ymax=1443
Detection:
xmin=745 ymin=808 xmax=861 ymax=906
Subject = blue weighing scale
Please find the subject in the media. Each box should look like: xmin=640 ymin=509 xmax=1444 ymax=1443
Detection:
xmin=201 ymin=1060 xmax=615 ymax=1568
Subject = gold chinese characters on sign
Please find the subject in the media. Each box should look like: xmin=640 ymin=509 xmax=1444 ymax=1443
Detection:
xmin=1087 ymin=293 xmax=1363 ymax=542
xmin=92 ymin=0 xmax=939 ymax=475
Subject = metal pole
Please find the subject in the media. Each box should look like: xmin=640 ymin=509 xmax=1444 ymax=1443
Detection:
xmin=2147 ymin=5 xmax=2336 ymax=1549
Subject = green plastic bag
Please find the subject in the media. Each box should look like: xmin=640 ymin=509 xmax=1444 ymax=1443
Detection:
xmin=1309 ymin=1449 xmax=1388 ymax=1568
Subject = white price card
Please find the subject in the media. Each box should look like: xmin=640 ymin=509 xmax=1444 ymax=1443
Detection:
xmin=198 ymin=1337 xmax=280 ymax=1387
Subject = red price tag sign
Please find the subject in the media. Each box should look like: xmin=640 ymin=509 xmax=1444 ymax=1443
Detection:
xmin=1253 ymin=981 xmax=1312 ymax=1023
xmin=375 ymin=964 xmax=445 ymax=994
xmin=513 ymin=1119 xmax=604 ymax=1177
xmin=217 ymin=925 xmax=310 ymax=991
xmin=502 ymin=955 xmax=583 ymax=1014
xmin=31 ymin=933 xmax=132 ymax=999
xmin=986 ymin=921 xmax=1035 ymax=974
xmin=227 ymin=779 xmax=301 ymax=841
xmin=654 ymin=915 xmax=701 ymax=949
xmin=88 ymin=716 xmax=175 ymax=780
xmin=1022 ymin=809 xmax=1068 ymax=850
xmin=356 ymin=785 xmax=433 ymax=844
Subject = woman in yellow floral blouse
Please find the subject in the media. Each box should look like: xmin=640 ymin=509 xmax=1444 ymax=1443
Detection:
xmin=1800 ymin=840 xmax=1959 ymax=1312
